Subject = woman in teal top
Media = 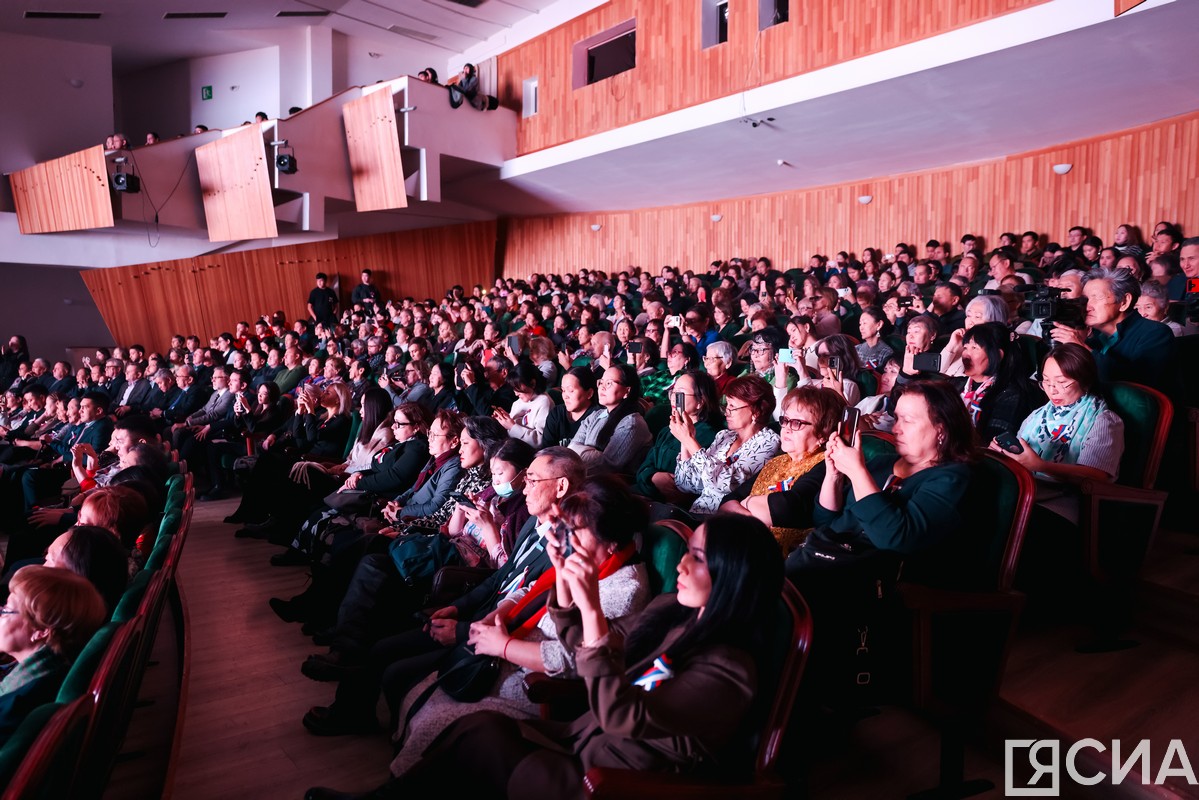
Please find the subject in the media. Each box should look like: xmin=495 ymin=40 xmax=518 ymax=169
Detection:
xmin=631 ymin=371 xmax=723 ymax=501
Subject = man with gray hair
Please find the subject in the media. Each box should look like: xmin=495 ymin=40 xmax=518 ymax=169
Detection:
xmin=1050 ymin=266 xmax=1175 ymax=391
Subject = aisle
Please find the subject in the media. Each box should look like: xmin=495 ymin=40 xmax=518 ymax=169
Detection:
xmin=170 ymin=497 xmax=394 ymax=800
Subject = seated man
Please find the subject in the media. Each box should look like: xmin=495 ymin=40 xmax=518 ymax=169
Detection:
xmin=300 ymin=447 xmax=584 ymax=736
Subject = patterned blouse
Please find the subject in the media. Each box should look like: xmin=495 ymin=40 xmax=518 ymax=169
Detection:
xmin=747 ymin=449 xmax=826 ymax=554
xmin=674 ymin=426 xmax=781 ymax=516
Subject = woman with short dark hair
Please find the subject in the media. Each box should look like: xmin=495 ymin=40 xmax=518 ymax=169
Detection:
xmin=672 ymin=374 xmax=780 ymax=517
xmin=954 ymin=322 xmax=1042 ymax=443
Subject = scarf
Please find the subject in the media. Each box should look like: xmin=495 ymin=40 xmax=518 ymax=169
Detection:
xmin=961 ymin=377 xmax=994 ymax=425
xmin=506 ymin=540 xmax=637 ymax=638
xmin=1018 ymin=393 xmax=1106 ymax=466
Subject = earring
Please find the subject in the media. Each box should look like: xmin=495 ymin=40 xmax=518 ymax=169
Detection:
xmin=937 ymin=435 xmax=945 ymax=447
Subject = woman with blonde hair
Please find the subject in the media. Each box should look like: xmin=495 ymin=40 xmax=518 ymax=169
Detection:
xmin=0 ymin=566 xmax=107 ymax=744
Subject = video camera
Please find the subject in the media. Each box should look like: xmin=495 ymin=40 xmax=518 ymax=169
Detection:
xmin=1017 ymin=284 xmax=1087 ymax=347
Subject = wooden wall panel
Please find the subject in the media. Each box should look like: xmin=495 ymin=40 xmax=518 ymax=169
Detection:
xmin=82 ymin=221 xmax=496 ymax=349
xmin=9 ymin=145 xmax=114 ymax=234
xmin=501 ymin=111 xmax=1199 ymax=279
xmin=195 ymin=126 xmax=279 ymax=242
xmin=1115 ymin=0 xmax=1147 ymax=15
xmin=497 ymin=0 xmax=1049 ymax=155
xmin=343 ymin=89 xmax=408 ymax=212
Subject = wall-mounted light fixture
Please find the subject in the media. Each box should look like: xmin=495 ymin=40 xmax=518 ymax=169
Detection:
xmin=67 ymin=78 xmax=84 ymax=89
xmin=776 ymin=159 xmax=789 ymax=167
xmin=710 ymin=214 xmax=723 ymax=223
xmin=857 ymin=195 xmax=873 ymax=205
xmin=590 ymin=223 xmax=602 ymax=232
xmin=1052 ymin=163 xmax=1073 ymax=175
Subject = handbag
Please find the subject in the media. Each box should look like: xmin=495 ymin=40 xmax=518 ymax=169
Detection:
xmin=388 ymin=532 xmax=461 ymax=585
xmin=437 ymin=642 xmax=500 ymax=703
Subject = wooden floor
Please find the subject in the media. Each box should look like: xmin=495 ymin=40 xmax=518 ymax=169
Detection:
xmin=170 ymin=497 xmax=393 ymax=800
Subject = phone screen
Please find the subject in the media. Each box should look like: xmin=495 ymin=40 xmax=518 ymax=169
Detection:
xmin=839 ymin=408 xmax=861 ymax=448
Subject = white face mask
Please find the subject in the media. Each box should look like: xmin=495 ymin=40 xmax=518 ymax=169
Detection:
xmin=494 ymin=480 xmax=516 ymax=498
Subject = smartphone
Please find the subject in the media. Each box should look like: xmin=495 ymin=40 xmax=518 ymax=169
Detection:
xmin=672 ymin=391 xmax=686 ymax=412
xmin=454 ymin=351 xmax=465 ymax=365
xmin=912 ymin=352 xmax=942 ymax=372
xmin=1187 ymin=278 xmax=1199 ymax=295
xmin=449 ymin=492 xmax=476 ymax=510
xmin=778 ymin=348 xmax=795 ymax=364
xmin=827 ymin=355 xmax=842 ymax=372
xmin=897 ymin=296 xmax=915 ymax=309
xmin=837 ymin=287 xmax=852 ymax=298
xmin=995 ymin=432 xmax=1024 ymax=454
xmin=552 ymin=520 xmax=573 ymax=558
xmin=507 ymin=335 xmax=522 ymax=356
xmin=627 ymin=341 xmax=643 ymax=355
xmin=839 ymin=408 xmax=861 ymax=448
xmin=667 ymin=315 xmax=682 ymax=329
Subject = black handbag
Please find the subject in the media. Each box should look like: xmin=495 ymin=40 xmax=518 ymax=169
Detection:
xmin=437 ymin=642 xmax=500 ymax=703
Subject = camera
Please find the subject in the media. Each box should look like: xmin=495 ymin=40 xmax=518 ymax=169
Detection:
xmin=896 ymin=296 xmax=915 ymax=309
xmin=1023 ymin=284 xmax=1087 ymax=347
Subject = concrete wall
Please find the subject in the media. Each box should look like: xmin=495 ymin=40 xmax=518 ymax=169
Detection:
xmin=0 ymin=32 xmax=114 ymax=176
xmin=0 ymin=263 xmax=114 ymax=364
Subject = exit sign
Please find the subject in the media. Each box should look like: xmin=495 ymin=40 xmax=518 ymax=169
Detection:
xmin=201 ymin=85 xmax=213 ymax=101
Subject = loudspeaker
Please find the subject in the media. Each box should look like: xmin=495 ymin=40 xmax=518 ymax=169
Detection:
xmin=275 ymin=153 xmax=297 ymax=174
xmin=112 ymin=172 xmax=140 ymax=193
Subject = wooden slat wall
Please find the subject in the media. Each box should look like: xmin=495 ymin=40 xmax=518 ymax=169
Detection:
xmin=9 ymin=145 xmax=114 ymax=234
xmin=496 ymin=0 xmax=1049 ymax=155
xmin=1115 ymin=0 xmax=1147 ymax=15
xmin=501 ymin=111 xmax=1199 ymax=278
xmin=195 ymin=127 xmax=279 ymax=243
xmin=342 ymin=89 xmax=408 ymax=212
xmin=82 ymin=221 xmax=496 ymax=349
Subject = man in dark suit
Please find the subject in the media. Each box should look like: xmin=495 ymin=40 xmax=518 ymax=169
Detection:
xmin=46 ymin=361 xmax=74 ymax=396
xmin=96 ymin=358 xmax=126 ymax=405
xmin=112 ymin=362 xmax=153 ymax=417
xmin=143 ymin=369 xmax=180 ymax=417
xmin=155 ymin=366 xmax=206 ymax=428
xmin=299 ymin=448 xmax=585 ymax=735
xmin=171 ymin=365 xmax=232 ymax=450
xmin=17 ymin=390 xmax=112 ymax=514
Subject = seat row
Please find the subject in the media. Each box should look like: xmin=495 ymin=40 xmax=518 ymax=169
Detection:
xmin=0 ymin=467 xmax=195 ymax=799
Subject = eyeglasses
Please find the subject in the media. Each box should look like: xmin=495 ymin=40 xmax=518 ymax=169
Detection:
xmin=723 ymin=402 xmax=750 ymax=416
xmin=749 ymin=346 xmax=773 ymax=354
xmin=525 ymin=474 xmax=562 ymax=483
xmin=0 ymin=607 xmax=18 ymax=616
xmin=597 ymin=379 xmax=625 ymax=388
xmin=779 ymin=416 xmax=816 ymax=432
xmin=393 ymin=420 xmax=412 ymax=427
xmin=1037 ymin=379 xmax=1078 ymax=392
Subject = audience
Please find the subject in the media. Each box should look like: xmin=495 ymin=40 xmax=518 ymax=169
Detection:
xmin=2 ymin=212 xmax=1193 ymax=796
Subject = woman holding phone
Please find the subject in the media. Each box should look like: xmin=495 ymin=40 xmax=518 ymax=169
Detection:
xmin=671 ymin=375 xmax=779 ymax=518
xmin=305 ymin=512 xmax=785 ymax=800
xmin=786 ymin=380 xmax=975 ymax=589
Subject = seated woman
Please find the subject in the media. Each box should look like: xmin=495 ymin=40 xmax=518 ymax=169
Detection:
xmin=258 ymin=392 xmax=403 ymax=554
xmin=204 ymin=381 xmax=289 ymax=493
xmin=856 ymin=306 xmax=894 ymax=370
xmin=631 ymin=370 xmax=722 ymax=503
xmin=779 ymin=334 xmax=862 ymax=409
xmin=988 ymin=343 xmax=1123 ymax=525
xmin=43 ymin=525 xmax=130 ymax=613
xmin=306 ymin=512 xmax=784 ymax=800
xmin=954 ymin=322 xmax=1043 ymax=444
xmin=721 ymin=386 xmax=846 ymax=554
xmin=786 ymin=380 xmax=975 ymax=598
xmin=444 ymin=438 xmax=536 ymax=569
xmin=856 ymin=355 xmax=902 ymax=433
xmin=492 ymin=362 xmax=553 ymax=448
xmin=228 ymin=382 xmax=353 ymax=528
xmin=569 ymin=363 xmax=652 ymax=474
xmin=388 ymin=476 xmax=652 ymax=776
xmin=939 ymin=295 xmax=1009 ymax=377
xmin=424 ymin=363 xmax=458 ymax=412
xmin=670 ymin=375 xmax=780 ymax=519
xmin=0 ymin=566 xmax=107 ymax=745
xmin=543 ymin=367 xmax=598 ymax=449
xmin=700 ymin=340 xmax=737 ymax=395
